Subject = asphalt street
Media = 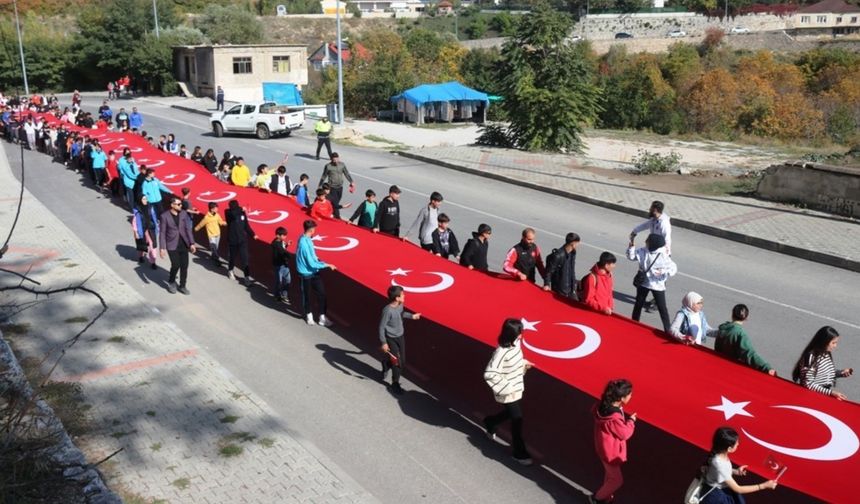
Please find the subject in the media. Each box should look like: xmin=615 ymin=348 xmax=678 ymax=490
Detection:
xmin=7 ymin=96 xmax=860 ymax=503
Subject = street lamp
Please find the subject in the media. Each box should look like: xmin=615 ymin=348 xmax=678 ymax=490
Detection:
xmin=336 ymin=0 xmax=345 ymax=124
xmin=11 ymin=0 xmax=29 ymax=95
xmin=153 ymin=0 xmax=160 ymax=38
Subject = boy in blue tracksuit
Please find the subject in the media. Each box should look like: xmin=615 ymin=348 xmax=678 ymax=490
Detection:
xmin=118 ymin=150 xmax=139 ymax=209
xmin=139 ymin=168 xmax=170 ymax=216
xmin=296 ymin=219 xmax=336 ymax=326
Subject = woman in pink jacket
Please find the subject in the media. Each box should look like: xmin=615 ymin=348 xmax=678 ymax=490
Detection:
xmin=590 ymin=379 xmax=636 ymax=504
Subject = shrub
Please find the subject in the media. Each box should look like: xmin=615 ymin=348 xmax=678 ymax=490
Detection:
xmin=475 ymin=123 xmax=515 ymax=148
xmin=632 ymin=149 xmax=682 ymax=174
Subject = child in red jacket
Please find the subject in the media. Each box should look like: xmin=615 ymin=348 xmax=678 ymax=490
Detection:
xmin=581 ymin=252 xmax=616 ymax=316
xmin=591 ymin=379 xmax=636 ymax=504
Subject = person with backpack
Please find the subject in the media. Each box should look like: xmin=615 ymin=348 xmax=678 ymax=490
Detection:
xmin=627 ymin=233 xmax=677 ymax=333
xmin=291 ymin=173 xmax=311 ymax=208
xmin=459 ymin=223 xmax=492 ymax=271
xmin=580 ymin=252 xmax=616 ymax=315
xmin=483 ymin=318 xmax=533 ymax=466
xmin=669 ymin=292 xmax=717 ymax=345
xmin=545 ymin=232 xmax=580 ymax=300
xmin=792 ymin=326 xmax=853 ymax=400
xmin=590 ymin=379 xmax=637 ymax=504
xmin=690 ymin=427 xmax=777 ymax=504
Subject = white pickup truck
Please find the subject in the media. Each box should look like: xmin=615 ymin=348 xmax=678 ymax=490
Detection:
xmin=210 ymin=102 xmax=304 ymax=140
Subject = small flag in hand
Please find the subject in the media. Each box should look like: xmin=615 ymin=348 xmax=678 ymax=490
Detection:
xmin=765 ymin=455 xmax=788 ymax=481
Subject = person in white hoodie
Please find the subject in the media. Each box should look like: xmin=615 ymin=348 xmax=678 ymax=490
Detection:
xmin=669 ymin=291 xmax=717 ymax=345
xmin=483 ymin=318 xmax=534 ymax=466
xmin=627 ymin=233 xmax=677 ymax=333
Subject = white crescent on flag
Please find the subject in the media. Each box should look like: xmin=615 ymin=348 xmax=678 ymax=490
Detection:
xmin=312 ymin=235 xmax=359 ymax=252
xmin=161 ymin=173 xmax=196 ymax=186
xmin=247 ymin=210 xmax=290 ymax=225
xmin=137 ymin=158 xmax=166 ymax=168
xmin=742 ymin=405 xmax=860 ymax=461
xmin=196 ymin=191 xmax=237 ymax=203
xmin=521 ymin=322 xmax=602 ymax=359
xmin=388 ymin=269 xmax=455 ymax=294
xmin=97 ymin=136 xmax=126 ymax=145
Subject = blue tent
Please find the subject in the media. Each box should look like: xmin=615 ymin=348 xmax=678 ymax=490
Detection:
xmin=390 ymin=82 xmax=489 ymax=124
xmin=262 ymin=82 xmax=304 ymax=106
xmin=391 ymin=81 xmax=489 ymax=107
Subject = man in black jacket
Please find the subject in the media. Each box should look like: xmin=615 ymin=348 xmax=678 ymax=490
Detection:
xmin=459 ymin=223 xmax=492 ymax=271
xmin=271 ymin=227 xmax=293 ymax=303
xmin=373 ymin=185 xmax=402 ymax=237
xmin=268 ymin=165 xmax=292 ymax=196
xmin=225 ymin=200 xmax=258 ymax=286
xmin=545 ymin=232 xmax=581 ymax=300
xmin=431 ymin=213 xmax=460 ymax=260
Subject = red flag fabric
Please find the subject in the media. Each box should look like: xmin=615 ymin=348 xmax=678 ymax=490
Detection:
xmin=39 ymin=117 xmax=860 ymax=503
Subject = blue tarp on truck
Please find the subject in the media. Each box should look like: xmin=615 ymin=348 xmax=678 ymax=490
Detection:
xmin=262 ymin=83 xmax=304 ymax=106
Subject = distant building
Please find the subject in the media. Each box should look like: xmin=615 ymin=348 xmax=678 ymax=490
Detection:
xmin=437 ymin=0 xmax=454 ymax=15
xmin=351 ymin=0 xmax=425 ymax=12
xmin=790 ymin=0 xmax=860 ymax=37
xmin=173 ymin=44 xmax=309 ymax=102
xmin=307 ymin=42 xmax=371 ymax=71
xmin=320 ymin=0 xmax=347 ymax=14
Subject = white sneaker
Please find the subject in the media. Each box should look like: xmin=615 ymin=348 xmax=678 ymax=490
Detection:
xmin=305 ymin=314 xmax=316 ymax=325
xmin=227 ymin=271 xmax=235 ymax=280
xmin=318 ymin=315 xmax=332 ymax=327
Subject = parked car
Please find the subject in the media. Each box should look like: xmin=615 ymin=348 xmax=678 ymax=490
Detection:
xmin=615 ymin=32 xmax=633 ymax=39
xmin=668 ymin=29 xmax=687 ymax=38
xmin=730 ymin=26 xmax=750 ymax=34
xmin=570 ymin=35 xmax=583 ymax=42
xmin=210 ymin=102 xmax=304 ymax=140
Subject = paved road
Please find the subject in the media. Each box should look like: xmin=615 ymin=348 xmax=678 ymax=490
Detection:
xmin=9 ymin=97 xmax=860 ymax=501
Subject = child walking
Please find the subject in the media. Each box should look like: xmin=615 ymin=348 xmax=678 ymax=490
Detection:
xmin=379 ymin=285 xmax=421 ymax=395
xmin=271 ymin=227 xmax=293 ymax=304
xmin=591 ymin=379 xmax=637 ymax=504
xmin=194 ymin=202 xmax=226 ymax=266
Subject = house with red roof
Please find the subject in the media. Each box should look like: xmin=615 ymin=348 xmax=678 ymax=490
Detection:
xmin=790 ymin=0 xmax=860 ymax=37
xmin=307 ymin=42 xmax=371 ymax=71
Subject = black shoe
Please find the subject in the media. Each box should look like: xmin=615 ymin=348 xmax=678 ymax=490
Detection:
xmin=167 ymin=282 xmax=177 ymax=294
xmin=138 ymin=256 xmax=144 ymax=264
xmin=390 ymin=383 xmax=404 ymax=395
xmin=177 ymin=286 xmax=190 ymax=295
xmin=483 ymin=418 xmax=496 ymax=441
xmin=315 ymin=156 xmax=320 ymax=161
xmin=151 ymin=263 xmax=157 ymax=270
xmin=513 ymin=455 xmax=533 ymax=466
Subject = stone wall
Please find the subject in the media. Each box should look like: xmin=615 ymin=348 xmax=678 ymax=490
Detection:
xmin=757 ymin=163 xmax=860 ymax=219
xmin=579 ymin=12 xmax=790 ymax=40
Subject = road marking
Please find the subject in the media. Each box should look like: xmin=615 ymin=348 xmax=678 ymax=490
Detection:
xmin=351 ymin=170 xmax=860 ymax=331
xmin=61 ymin=348 xmax=198 ymax=383
xmin=144 ymin=106 xmax=860 ymax=331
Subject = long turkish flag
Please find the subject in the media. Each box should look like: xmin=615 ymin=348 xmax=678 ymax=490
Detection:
xmin=42 ymin=117 xmax=860 ymax=503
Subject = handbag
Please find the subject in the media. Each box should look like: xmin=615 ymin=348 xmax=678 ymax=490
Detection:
xmin=633 ymin=252 xmax=661 ymax=288
xmin=684 ymin=477 xmax=716 ymax=504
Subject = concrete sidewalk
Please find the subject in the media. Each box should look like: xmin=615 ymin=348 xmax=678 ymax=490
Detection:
xmin=397 ymin=147 xmax=860 ymax=272
xmin=0 ymin=144 xmax=376 ymax=503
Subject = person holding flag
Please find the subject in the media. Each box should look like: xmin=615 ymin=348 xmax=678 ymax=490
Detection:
xmin=693 ymin=427 xmax=777 ymax=504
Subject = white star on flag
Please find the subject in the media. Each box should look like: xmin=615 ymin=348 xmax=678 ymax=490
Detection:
xmin=248 ymin=210 xmax=262 ymax=216
xmin=163 ymin=174 xmax=176 ymax=179
xmin=387 ymin=268 xmax=411 ymax=276
xmin=200 ymin=191 xmax=213 ymax=196
xmin=311 ymin=235 xmax=325 ymax=241
xmin=707 ymin=396 xmax=754 ymax=420
xmin=520 ymin=318 xmax=540 ymax=332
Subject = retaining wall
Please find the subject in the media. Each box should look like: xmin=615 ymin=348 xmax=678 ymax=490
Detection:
xmin=757 ymin=162 xmax=860 ymax=219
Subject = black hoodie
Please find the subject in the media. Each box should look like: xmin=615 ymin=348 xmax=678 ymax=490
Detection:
xmin=459 ymin=232 xmax=489 ymax=271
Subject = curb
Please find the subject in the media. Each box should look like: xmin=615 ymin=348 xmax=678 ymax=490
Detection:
xmin=171 ymin=104 xmax=212 ymax=117
xmin=395 ymin=151 xmax=860 ymax=274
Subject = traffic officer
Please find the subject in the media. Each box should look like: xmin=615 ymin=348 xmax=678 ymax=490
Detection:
xmin=314 ymin=116 xmax=333 ymax=160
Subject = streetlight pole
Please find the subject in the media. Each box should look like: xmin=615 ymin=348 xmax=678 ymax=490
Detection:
xmin=12 ymin=0 xmax=29 ymax=95
xmin=335 ymin=0 xmax=345 ymax=124
xmin=725 ymin=0 xmax=729 ymax=24
xmin=152 ymin=0 xmax=160 ymax=38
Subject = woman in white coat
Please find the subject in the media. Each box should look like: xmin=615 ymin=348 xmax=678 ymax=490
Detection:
xmin=627 ymin=233 xmax=677 ymax=333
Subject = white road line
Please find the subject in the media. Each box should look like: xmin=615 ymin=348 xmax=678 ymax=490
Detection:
xmin=144 ymin=106 xmax=860 ymax=331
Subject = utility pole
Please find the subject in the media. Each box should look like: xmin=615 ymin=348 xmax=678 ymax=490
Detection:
xmin=336 ymin=0 xmax=344 ymax=124
xmin=12 ymin=0 xmax=29 ymax=95
xmin=725 ymin=0 xmax=729 ymax=24
xmin=153 ymin=0 xmax=160 ymax=38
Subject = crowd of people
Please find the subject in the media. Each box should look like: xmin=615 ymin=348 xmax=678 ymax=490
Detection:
xmin=1 ymin=93 xmax=855 ymax=504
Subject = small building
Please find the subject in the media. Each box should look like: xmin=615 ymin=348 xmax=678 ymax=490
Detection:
xmin=307 ymin=42 xmax=371 ymax=71
xmin=437 ymin=0 xmax=454 ymax=15
xmin=320 ymin=0 xmax=348 ymax=14
xmin=789 ymin=0 xmax=860 ymax=37
xmin=174 ymin=44 xmax=308 ymax=103
xmin=391 ymin=81 xmax=489 ymax=124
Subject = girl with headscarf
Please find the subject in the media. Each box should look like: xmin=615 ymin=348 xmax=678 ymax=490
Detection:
xmin=669 ymin=292 xmax=717 ymax=345
xmin=627 ymin=233 xmax=677 ymax=332
xmin=132 ymin=194 xmax=159 ymax=269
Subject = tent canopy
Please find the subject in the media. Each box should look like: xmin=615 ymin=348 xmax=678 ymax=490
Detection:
xmin=391 ymin=81 xmax=489 ymax=107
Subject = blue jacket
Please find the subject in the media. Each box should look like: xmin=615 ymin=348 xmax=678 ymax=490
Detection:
xmin=91 ymin=150 xmax=107 ymax=169
xmin=140 ymin=177 xmax=169 ymax=204
xmin=118 ymin=157 xmax=138 ymax=189
xmin=129 ymin=112 xmax=143 ymax=129
xmin=296 ymin=235 xmax=327 ymax=277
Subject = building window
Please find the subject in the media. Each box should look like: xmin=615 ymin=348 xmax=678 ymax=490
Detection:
xmin=232 ymin=57 xmax=252 ymax=74
xmin=272 ymin=55 xmax=291 ymax=73
xmin=817 ymin=15 xmax=827 ymax=23
xmin=801 ymin=15 xmax=811 ymax=23
xmin=836 ymin=16 xmax=843 ymax=24
xmin=852 ymin=16 xmax=858 ymax=23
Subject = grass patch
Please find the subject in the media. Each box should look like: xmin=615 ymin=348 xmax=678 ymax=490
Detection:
xmin=218 ymin=444 xmax=243 ymax=457
xmin=150 ymin=442 xmax=162 ymax=451
xmin=219 ymin=415 xmax=240 ymax=424
xmin=110 ymin=430 xmax=137 ymax=439
xmin=64 ymin=263 xmax=79 ymax=268
xmin=171 ymin=477 xmax=191 ymax=490
xmin=258 ymin=438 xmax=275 ymax=448
xmin=146 ymin=410 xmax=156 ymax=417
xmin=229 ymin=391 xmax=247 ymax=400
xmin=107 ymin=335 xmax=125 ymax=343
xmin=18 ymin=355 xmax=91 ymax=437
xmin=135 ymin=381 xmax=151 ymax=387
xmin=224 ymin=432 xmax=256 ymax=443
xmin=0 ymin=322 xmax=31 ymax=335
xmin=691 ymin=177 xmax=760 ymax=196
xmin=64 ymin=316 xmax=89 ymax=324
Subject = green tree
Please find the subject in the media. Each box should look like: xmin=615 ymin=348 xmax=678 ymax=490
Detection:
xmin=0 ymin=13 xmax=71 ymax=92
xmin=491 ymin=12 xmax=519 ymax=36
xmin=405 ymin=29 xmax=445 ymax=62
xmin=460 ymin=48 xmax=503 ymax=95
xmin=497 ymin=0 xmax=601 ymax=152
xmin=130 ymin=27 xmax=207 ymax=96
xmin=466 ymin=16 xmax=489 ymax=39
xmin=196 ymin=4 xmax=264 ymax=45
xmin=345 ymin=29 xmax=417 ymax=116
xmin=661 ymin=42 xmax=701 ymax=90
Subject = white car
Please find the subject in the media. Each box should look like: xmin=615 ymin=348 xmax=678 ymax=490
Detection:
xmin=668 ymin=29 xmax=686 ymax=38
xmin=210 ymin=102 xmax=304 ymax=140
xmin=730 ymin=26 xmax=750 ymax=34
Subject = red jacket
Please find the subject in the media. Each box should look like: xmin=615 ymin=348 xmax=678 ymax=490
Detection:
xmin=581 ymin=264 xmax=614 ymax=313
xmin=593 ymin=404 xmax=635 ymax=464
xmin=309 ymin=199 xmax=333 ymax=220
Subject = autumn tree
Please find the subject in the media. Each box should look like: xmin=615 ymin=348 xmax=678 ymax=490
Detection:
xmin=497 ymin=0 xmax=601 ymax=152
xmin=681 ymin=68 xmax=740 ymax=135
